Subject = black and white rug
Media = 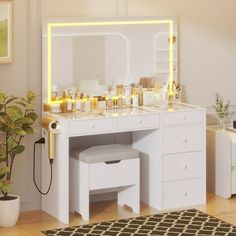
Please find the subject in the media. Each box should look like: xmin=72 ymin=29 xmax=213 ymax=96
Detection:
xmin=42 ymin=209 xmax=236 ymax=236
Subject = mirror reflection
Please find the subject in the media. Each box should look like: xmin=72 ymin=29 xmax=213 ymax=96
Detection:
xmin=42 ymin=19 xmax=178 ymax=108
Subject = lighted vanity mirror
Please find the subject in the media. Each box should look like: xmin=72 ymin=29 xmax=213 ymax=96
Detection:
xmin=42 ymin=18 xmax=178 ymax=104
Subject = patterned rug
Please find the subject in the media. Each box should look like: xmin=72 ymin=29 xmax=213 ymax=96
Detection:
xmin=42 ymin=209 xmax=236 ymax=236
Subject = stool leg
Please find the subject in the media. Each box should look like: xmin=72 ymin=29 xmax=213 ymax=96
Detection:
xmin=78 ymin=161 xmax=90 ymax=221
xmin=118 ymin=184 xmax=140 ymax=214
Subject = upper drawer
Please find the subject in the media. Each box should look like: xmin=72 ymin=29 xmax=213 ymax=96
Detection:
xmin=164 ymin=111 xmax=203 ymax=126
xmin=163 ymin=125 xmax=203 ymax=154
xmin=116 ymin=114 xmax=159 ymax=131
xmin=69 ymin=118 xmax=114 ymax=136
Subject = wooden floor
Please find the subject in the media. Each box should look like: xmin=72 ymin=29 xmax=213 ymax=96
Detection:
xmin=1 ymin=193 xmax=236 ymax=236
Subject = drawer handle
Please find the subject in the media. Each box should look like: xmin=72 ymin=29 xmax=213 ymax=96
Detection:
xmin=90 ymin=123 xmax=95 ymax=128
xmin=137 ymin=119 xmax=143 ymax=124
xmin=182 ymin=137 xmax=187 ymax=143
xmin=182 ymin=164 xmax=188 ymax=170
xmin=182 ymin=115 xmax=187 ymax=120
xmin=182 ymin=191 xmax=188 ymax=197
xmin=104 ymin=160 xmax=121 ymax=165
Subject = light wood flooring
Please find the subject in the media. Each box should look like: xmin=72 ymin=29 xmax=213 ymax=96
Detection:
xmin=1 ymin=193 xmax=236 ymax=236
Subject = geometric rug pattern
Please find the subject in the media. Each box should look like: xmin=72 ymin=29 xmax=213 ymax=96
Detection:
xmin=42 ymin=209 xmax=236 ymax=236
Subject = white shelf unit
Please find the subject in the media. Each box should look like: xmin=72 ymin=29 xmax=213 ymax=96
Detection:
xmin=153 ymin=32 xmax=178 ymax=81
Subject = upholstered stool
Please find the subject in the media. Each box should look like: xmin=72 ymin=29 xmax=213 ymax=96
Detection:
xmin=69 ymin=144 xmax=140 ymax=221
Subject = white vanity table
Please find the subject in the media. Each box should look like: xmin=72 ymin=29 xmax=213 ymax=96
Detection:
xmin=41 ymin=103 xmax=206 ymax=224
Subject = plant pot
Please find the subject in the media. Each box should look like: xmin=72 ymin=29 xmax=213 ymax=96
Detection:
xmin=0 ymin=195 xmax=20 ymax=227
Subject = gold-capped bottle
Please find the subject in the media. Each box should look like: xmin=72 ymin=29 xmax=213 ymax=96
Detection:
xmin=61 ymin=91 xmax=67 ymax=113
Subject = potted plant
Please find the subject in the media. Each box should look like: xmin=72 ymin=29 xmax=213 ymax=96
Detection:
xmin=212 ymin=93 xmax=230 ymax=129
xmin=0 ymin=91 xmax=38 ymax=227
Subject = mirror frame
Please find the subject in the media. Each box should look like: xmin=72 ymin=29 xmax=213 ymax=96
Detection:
xmin=44 ymin=18 xmax=175 ymax=104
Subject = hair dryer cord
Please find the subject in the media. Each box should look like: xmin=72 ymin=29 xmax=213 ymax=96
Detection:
xmin=33 ymin=138 xmax=53 ymax=195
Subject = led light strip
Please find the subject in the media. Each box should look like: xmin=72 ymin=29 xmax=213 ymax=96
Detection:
xmin=47 ymin=19 xmax=174 ymax=103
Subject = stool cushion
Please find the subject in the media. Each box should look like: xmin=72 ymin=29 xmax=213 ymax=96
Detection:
xmin=70 ymin=144 xmax=139 ymax=163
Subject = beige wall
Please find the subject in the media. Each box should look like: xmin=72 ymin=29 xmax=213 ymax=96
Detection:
xmin=0 ymin=0 xmax=236 ymax=210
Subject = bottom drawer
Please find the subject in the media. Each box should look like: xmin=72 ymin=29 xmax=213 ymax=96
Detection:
xmin=164 ymin=178 xmax=205 ymax=209
xmin=89 ymin=158 xmax=139 ymax=190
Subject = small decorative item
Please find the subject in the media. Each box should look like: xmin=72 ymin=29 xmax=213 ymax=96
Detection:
xmin=0 ymin=1 xmax=13 ymax=63
xmin=212 ymin=93 xmax=230 ymax=129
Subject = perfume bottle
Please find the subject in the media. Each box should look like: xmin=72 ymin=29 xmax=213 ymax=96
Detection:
xmin=138 ymin=85 xmax=143 ymax=106
xmin=60 ymin=90 xmax=67 ymax=113
xmin=124 ymin=86 xmax=131 ymax=106
xmin=106 ymin=86 xmax=113 ymax=108
xmin=131 ymin=85 xmax=138 ymax=107
xmin=74 ymin=93 xmax=82 ymax=111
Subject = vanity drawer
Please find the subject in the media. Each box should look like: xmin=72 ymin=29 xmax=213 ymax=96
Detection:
xmin=164 ymin=152 xmax=203 ymax=181
xmin=89 ymin=158 xmax=139 ymax=190
xmin=164 ymin=111 xmax=203 ymax=126
xmin=69 ymin=118 xmax=114 ymax=136
xmin=232 ymin=168 xmax=236 ymax=194
xmin=163 ymin=178 xmax=204 ymax=209
xmin=163 ymin=125 xmax=203 ymax=154
xmin=117 ymin=114 xmax=159 ymax=131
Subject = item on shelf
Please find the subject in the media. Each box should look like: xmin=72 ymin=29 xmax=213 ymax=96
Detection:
xmin=124 ymin=86 xmax=131 ymax=106
xmin=138 ymin=76 xmax=156 ymax=88
xmin=173 ymin=81 xmax=182 ymax=103
xmin=212 ymin=93 xmax=230 ymax=130
xmin=138 ymin=85 xmax=143 ymax=106
xmin=234 ymin=121 xmax=236 ymax=129
xmin=106 ymin=86 xmax=113 ymax=108
xmin=84 ymin=96 xmax=91 ymax=112
xmin=60 ymin=90 xmax=67 ymax=113
xmin=116 ymin=84 xmax=124 ymax=96
xmin=74 ymin=93 xmax=82 ymax=111
xmin=162 ymin=82 xmax=168 ymax=101
xmin=51 ymin=85 xmax=59 ymax=101
xmin=131 ymin=84 xmax=139 ymax=107
xmin=143 ymin=90 xmax=154 ymax=106
xmin=51 ymin=102 xmax=61 ymax=114
xmin=117 ymin=94 xmax=124 ymax=107
xmin=43 ymin=103 xmax=51 ymax=112
xmin=91 ymin=97 xmax=98 ymax=110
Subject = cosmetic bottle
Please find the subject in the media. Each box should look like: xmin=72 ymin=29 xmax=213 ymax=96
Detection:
xmin=66 ymin=90 xmax=73 ymax=113
xmin=143 ymin=89 xmax=154 ymax=106
xmin=60 ymin=91 xmax=67 ymax=113
xmin=116 ymin=85 xmax=124 ymax=107
xmin=51 ymin=85 xmax=58 ymax=101
xmin=124 ymin=86 xmax=131 ymax=106
xmin=116 ymin=84 xmax=124 ymax=97
xmin=138 ymin=85 xmax=143 ymax=106
xmin=131 ymin=85 xmax=139 ymax=107
xmin=117 ymin=94 xmax=124 ymax=107
xmin=106 ymin=86 xmax=113 ymax=108
xmin=84 ymin=95 xmax=91 ymax=112
xmin=74 ymin=93 xmax=82 ymax=111
xmin=162 ymin=83 xmax=168 ymax=101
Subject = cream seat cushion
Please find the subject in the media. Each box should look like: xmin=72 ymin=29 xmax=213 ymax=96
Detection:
xmin=70 ymin=144 xmax=139 ymax=164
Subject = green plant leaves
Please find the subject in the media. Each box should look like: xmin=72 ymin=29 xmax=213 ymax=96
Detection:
xmin=0 ymin=167 xmax=9 ymax=178
xmin=0 ymin=179 xmax=10 ymax=193
xmin=6 ymin=105 xmax=23 ymax=121
xmin=26 ymin=112 xmax=38 ymax=121
xmin=0 ymin=93 xmax=5 ymax=104
xmin=10 ymin=145 xmax=25 ymax=155
xmin=6 ymin=97 xmax=17 ymax=105
xmin=0 ymin=91 xmax=38 ymax=196
xmin=27 ymin=91 xmax=36 ymax=103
